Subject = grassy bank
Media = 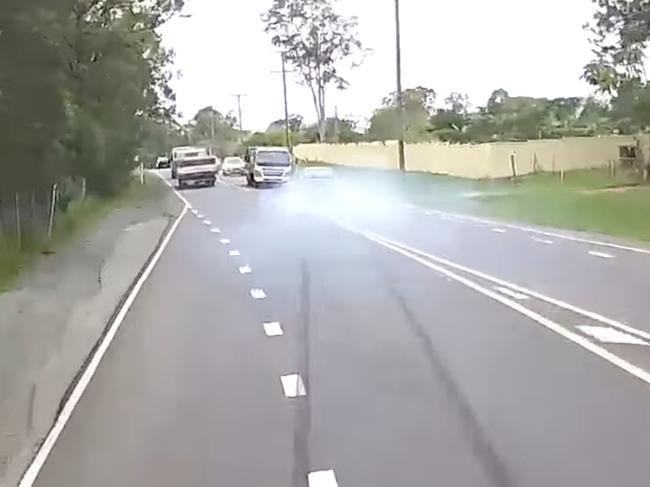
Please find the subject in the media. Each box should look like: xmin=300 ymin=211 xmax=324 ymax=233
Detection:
xmin=307 ymin=163 xmax=650 ymax=242
xmin=0 ymin=175 xmax=165 ymax=292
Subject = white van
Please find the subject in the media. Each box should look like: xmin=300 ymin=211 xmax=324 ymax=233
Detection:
xmin=245 ymin=147 xmax=294 ymax=187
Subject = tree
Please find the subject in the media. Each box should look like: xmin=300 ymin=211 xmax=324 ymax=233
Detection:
xmin=444 ymin=92 xmax=470 ymax=115
xmin=263 ymin=0 xmax=365 ymax=142
xmin=267 ymin=114 xmax=304 ymax=133
xmin=383 ymin=86 xmax=437 ymax=116
xmin=583 ymin=0 xmax=649 ymax=94
xmin=368 ymin=86 xmax=436 ymax=142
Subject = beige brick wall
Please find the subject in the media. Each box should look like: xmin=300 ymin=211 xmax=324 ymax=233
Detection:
xmin=295 ymin=135 xmax=636 ymax=179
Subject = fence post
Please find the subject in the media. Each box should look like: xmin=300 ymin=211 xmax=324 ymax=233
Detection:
xmin=15 ymin=192 xmax=21 ymax=249
xmin=48 ymin=184 xmax=57 ymax=238
xmin=510 ymin=151 xmax=518 ymax=179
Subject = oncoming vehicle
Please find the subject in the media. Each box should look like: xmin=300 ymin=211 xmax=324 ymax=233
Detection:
xmin=245 ymin=147 xmax=294 ymax=187
xmin=174 ymin=147 xmax=219 ymax=189
xmin=221 ymin=156 xmax=246 ymax=176
xmin=155 ymin=155 xmax=170 ymax=169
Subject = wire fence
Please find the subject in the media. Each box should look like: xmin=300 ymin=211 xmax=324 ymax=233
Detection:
xmin=0 ymin=180 xmax=84 ymax=249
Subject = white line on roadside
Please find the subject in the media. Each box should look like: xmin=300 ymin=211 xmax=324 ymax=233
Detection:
xmin=229 ymin=250 xmax=241 ymax=257
xmin=494 ymin=286 xmax=529 ymax=300
xmin=532 ymin=237 xmax=554 ymax=245
xmin=363 ymin=232 xmax=650 ymax=342
xmin=363 ymin=232 xmax=650 ymax=387
xmin=263 ymin=321 xmax=283 ymax=336
xmin=492 ymin=228 xmax=507 ymax=233
xmin=17 ymin=205 xmax=189 ymax=487
xmin=589 ymin=250 xmax=615 ymax=259
xmin=220 ymin=238 xmax=231 ymax=245
xmin=577 ymin=326 xmax=649 ymax=346
xmin=308 ymin=470 xmax=338 ymax=487
xmin=239 ymin=265 xmax=252 ymax=274
xmin=421 ymin=207 xmax=650 ymax=255
xmin=210 ymin=228 xmax=221 ymax=234
xmin=250 ymin=288 xmax=266 ymax=299
xmin=280 ymin=374 xmax=307 ymax=398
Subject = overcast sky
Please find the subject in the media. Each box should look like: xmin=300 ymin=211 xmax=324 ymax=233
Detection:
xmin=160 ymin=0 xmax=596 ymax=131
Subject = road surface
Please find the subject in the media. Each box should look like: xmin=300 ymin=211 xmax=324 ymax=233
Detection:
xmin=28 ymin=172 xmax=650 ymax=487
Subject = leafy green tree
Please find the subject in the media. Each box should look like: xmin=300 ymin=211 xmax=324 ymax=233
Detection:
xmin=583 ymin=0 xmax=649 ymax=94
xmin=263 ymin=0 xmax=365 ymax=142
xmin=267 ymin=115 xmax=305 ymax=133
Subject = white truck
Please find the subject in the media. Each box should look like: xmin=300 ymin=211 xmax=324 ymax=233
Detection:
xmin=245 ymin=146 xmax=294 ymax=187
xmin=171 ymin=146 xmax=219 ymax=189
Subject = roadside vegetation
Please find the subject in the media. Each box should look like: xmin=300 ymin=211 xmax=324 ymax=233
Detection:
xmin=0 ymin=176 xmax=166 ymax=292
xmin=312 ymin=163 xmax=650 ymax=242
xmin=0 ymin=0 xmax=187 ymax=289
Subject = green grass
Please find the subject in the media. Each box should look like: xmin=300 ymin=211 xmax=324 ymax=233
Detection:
xmin=305 ymin=162 xmax=650 ymax=242
xmin=0 ymin=176 xmax=165 ymax=292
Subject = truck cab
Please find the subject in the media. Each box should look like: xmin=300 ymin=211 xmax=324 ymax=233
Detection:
xmin=245 ymin=147 xmax=294 ymax=187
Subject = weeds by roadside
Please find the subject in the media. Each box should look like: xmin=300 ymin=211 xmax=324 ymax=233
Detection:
xmin=0 ymin=175 xmax=166 ymax=292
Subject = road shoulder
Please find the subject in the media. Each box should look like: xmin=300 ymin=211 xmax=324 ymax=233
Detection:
xmin=0 ymin=178 xmax=183 ymax=486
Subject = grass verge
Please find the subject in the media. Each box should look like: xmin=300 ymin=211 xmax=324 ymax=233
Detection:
xmin=0 ymin=175 xmax=165 ymax=292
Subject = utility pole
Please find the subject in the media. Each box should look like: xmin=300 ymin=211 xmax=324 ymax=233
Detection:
xmin=231 ymin=94 xmax=246 ymax=146
xmin=394 ymin=0 xmax=406 ymax=172
xmin=281 ymin=54 xmax=291 ymax=151
xmin=272 ymin=54 xmax=295 ymax=151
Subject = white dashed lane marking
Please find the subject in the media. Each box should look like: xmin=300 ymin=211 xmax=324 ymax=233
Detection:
xmin=494 ymin=286 xmax=529 ymax=300
xmin=220 ymin=238 xmax=231 ymax=245
xmin=589 ymin=250 xmax=615 ymax=259
xmin=210 ymin=228 xmax=221 ymax=234
xmin=280 ymin=374 xmax=307 ymax=398
xmin=203 ymin=220 xmax=212 ymax=226
xmin=229 ymin=250 xmax=241 ymax=257
xmin=250 ymin=288 xmax=266 ymax=299
xmin=578 ymin=326 xmax=649 ymax=346
xmin=239 ymin=265 xmax=252 ymax=274
xmin=308 ymin=470 xmax=338 ymax=487
xmin=492 ymin=228 xmax=507 ymax=233
xmin=197 ymin=214 xmax=204 ymax=219
xmin=532 ymin=237 xmax=554 ymax=245
xmin=263 ymin=322 xmax=283 ymax=336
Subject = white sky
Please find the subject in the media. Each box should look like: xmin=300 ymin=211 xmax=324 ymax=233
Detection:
xmin=160 ymin=0 xmax=596 ymax=131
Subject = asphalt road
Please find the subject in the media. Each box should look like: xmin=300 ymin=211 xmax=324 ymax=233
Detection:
xmin=29 ymin=172 xmax=650 ymax=487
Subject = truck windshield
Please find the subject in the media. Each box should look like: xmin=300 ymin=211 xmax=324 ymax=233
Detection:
xmin=256 ymin=151 xmax=291 ymax=167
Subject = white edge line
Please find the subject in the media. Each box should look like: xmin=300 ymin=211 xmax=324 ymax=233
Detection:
xmin=424 ymin=207 xmax=650 ymax=255
xmin=18 ymin=205 xmax=189 ymax=487
xmin=370 ymin=232 xmax=650 ymax=342
xmin=364 ymin=232 xmax=650 ymax=387
xmin=589 ymin=250 xmax=615 ymax=259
